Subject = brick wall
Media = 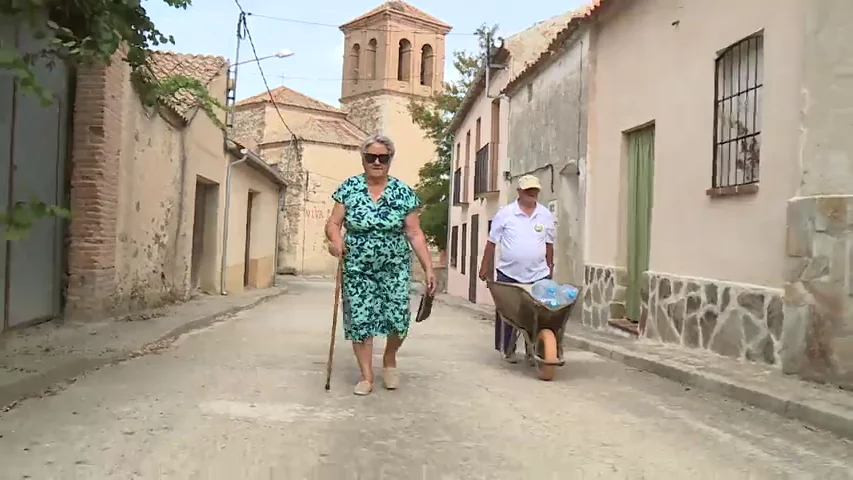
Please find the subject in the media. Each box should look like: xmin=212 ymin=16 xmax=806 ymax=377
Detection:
xmin=65 ymin=56 xmax=128 ymax=318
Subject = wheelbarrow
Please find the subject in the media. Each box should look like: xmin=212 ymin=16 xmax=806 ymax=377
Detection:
xmin=486 ymin=281 xmax=581 ymax=381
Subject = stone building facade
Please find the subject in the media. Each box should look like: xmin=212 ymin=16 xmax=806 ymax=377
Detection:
xmin=570 ymin=0 xmax=853 ymax=389
xmin=66 ymin=50 xmax=284 ymax=320
xmin=338 ymin=1 xmax=451 ymax=188
xmin=232 ymin=86 xmax=368 ymax=276
xmin=229 ymin=1 xmax=454 ymax=278
xmin=446 ymin=9 xmax=586 ymax=306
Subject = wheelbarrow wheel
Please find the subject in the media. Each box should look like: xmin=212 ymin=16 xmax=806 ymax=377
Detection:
xmin=536 ymin=329 xmax=558 ymax=381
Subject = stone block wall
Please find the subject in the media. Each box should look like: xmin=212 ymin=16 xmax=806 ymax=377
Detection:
xmin=582 ymin=264 xmax=628 ymax=329
xmin=582 ymin=263 xmax=785 ymax=367
xmin=783 ymin=195 xmax=853 ymax=389
xmin=643 ymin=272 xmax=783 ymax=366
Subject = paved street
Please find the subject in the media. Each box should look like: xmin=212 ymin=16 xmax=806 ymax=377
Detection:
xmin=1 ymin=279 xmax=852 ymax=479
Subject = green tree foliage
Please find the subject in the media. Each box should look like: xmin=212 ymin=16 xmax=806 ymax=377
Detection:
xmin=0 ymin=0 xmax=224 ymax=239
xmin=408 ymin=24 xmax=497 ymax=251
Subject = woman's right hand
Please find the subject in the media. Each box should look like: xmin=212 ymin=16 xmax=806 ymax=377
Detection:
xmin=328 ymin=239 xmax=346 ymax=258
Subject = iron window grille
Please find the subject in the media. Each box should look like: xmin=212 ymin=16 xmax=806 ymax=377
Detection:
xmin=712 ymin=33 xmax=763 ymax=189
xmin=452 ymin=168 xmax=463 ymax=205
xmin=450 ymin=226 xmax=459 ymax=268
xmin=474 ymin=144 xmax=490 ymax=196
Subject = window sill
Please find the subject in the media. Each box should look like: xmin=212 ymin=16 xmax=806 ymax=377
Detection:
xmin=474 ymin=190 xmax=500 ymax=200
xmin=706 ymin=183 xmax=759 ymax=198
xmin=452 ymin=201 xmax=469 ymax=207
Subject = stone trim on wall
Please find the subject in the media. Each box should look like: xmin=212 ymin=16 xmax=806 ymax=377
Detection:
xmin=643 ymin=271 xmax=783 ymax=366
xmin=582 ymin=264 xmax=628 ymax=329
xmin=783 ymin=195 xmax=853 ymax=389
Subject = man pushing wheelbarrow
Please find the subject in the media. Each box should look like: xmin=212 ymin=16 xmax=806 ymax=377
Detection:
xmin=478 ymin=175 xmax=579 ymax=380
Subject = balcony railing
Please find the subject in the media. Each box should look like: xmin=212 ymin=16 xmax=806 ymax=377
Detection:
xmin=452 ymin=168 xmax=462 ymax=205
xmin=474 ymin=143 xmax=490 ymax=196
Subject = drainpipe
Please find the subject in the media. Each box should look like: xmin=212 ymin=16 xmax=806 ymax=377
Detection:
xmin=220 ymin=150 xmax=249 ymax=295
xmin=272 ymin=185 xmax=284 ymax=286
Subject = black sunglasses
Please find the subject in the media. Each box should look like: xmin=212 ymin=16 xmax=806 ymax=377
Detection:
xmin=363 ymin=153 xmax=391 ymax=165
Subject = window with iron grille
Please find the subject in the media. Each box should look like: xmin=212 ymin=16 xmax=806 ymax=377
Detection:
xmin=713 ymin=33 xmax=763 ymax=189
xmin=450 ymin=226 xmax=459 ymax=268
xmin=452 ymin=168 xmax=462 ymax=205
xmin=460 ymin=223 xmax=468 ymax=275
xmin=474 ymin=144 xmax=490 ymax=196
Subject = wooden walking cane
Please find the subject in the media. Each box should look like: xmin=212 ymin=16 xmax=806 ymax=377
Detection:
xmin=324 ymin=260 xmax=343 ymax=391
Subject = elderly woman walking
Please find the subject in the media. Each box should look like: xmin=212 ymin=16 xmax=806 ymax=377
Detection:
xmin=325 ymin=134 xmax=437 ymax=396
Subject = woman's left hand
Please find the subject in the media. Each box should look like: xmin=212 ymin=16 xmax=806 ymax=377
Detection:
xmin=425 ymin=270 xmax=437 ymax=296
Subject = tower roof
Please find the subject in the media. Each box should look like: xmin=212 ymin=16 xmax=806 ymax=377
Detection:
xmin=340 ymin=1 xmax=452 ymax=32
xmin=237 ymin=85 xmax=342 ymax=114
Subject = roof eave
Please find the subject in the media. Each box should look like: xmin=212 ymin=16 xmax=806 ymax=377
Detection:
xmin=340 ymin=10 xmax=452 ymax=33
xmin=225 ymin=138 xmax=288 ymax=186
xmin=502 ymin=1 xmax=605 ymax=96
xmin=448 ymin=48 xmax=509 ymax=134
xmin=502 ymin=20 xmax=588 ymax=96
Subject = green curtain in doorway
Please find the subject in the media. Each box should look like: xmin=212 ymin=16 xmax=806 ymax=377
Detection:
xmin=626 ymin=126 xmax=655 ymax=322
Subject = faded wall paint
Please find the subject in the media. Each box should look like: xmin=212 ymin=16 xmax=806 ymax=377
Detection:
xmin=113 ymin=71 xmax=241 ymax=311
xmin=780 ymin=0 xmax=853 ymax=388
xmin=292 ymin=143 xmax=363 ymax=275
xmin=506 ymin=29 xmax=591 ymax=288
xmin=223 ymin=163 xmax=280 ymax=293
xmin=115 ymin=93 xmax=191 ymax=311
xmin=586 ymin=0 xmax=804 ymax=287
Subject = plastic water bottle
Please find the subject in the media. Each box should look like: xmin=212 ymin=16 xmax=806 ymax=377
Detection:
xmin=532 ymin=279 xmax=559 ymax=306
xmin=544 ymin=298 xmax=561 ymax=309
xmin=557 ymin=284 xmax=579 ymax=305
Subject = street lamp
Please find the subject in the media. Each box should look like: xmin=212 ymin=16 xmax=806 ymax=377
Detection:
xmin=232 ymin=49 xmax=294 ymax=67
xmin=225 ymin=48 xmax=294 ymax=127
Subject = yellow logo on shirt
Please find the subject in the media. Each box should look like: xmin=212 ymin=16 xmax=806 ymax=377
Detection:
xmin=534 ymin=224 xmax=544 ymax=232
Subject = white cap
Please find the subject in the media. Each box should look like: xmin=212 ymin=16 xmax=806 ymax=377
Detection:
xmin=518 ymin=175 xmax=541 ymax=190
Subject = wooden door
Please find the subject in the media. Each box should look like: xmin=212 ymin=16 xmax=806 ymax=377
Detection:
xmin=626 ymin=126 xmax=655 ymax=321
xmin=469 ymin=215 xmax=479 ymax=303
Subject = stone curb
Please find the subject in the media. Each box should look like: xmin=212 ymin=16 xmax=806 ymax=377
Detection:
xmin=0 ymin=288 xmax=289 ymax=411
xmin=436 ymin=295 xmax=853 ymax=441
xmin=564 ymin=334 xmax=853 ymax=441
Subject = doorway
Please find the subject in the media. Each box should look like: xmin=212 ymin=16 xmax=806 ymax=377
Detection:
xmin=625 ymin=125 xmax=655 ymax=322
xmin=469 ymin=214 xmax=479 ymax=303
xmin=243 ymin=191 xmax=258 ymax=287
xmin=191 ymin=181 xmax=208 ymax=290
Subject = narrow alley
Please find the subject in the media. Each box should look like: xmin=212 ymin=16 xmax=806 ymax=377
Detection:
xmin=1 ymin=279 xmax=851 ymax=479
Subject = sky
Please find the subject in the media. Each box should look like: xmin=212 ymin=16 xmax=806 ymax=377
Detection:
xmin=146 ymin=0 xmax=589 ymax=107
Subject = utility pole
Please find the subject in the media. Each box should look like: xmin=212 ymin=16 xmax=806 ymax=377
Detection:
xmin=226 ymin=12 xmax=247 ymax=129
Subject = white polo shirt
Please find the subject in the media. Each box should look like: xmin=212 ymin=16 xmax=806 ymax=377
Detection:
xmin=488 ymin=200 xmax=555 ymax=283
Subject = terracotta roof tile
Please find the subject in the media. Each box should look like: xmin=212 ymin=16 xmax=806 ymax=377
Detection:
xmin=341 ymin=1 xmax=451 ymax=30
xmin=503 ymin=0 xmax=605 ymax=95
xmin=236 ymin=86 xmax=343 ymax=114
xmin=295 ymin=117 xmax=367 ymax=147
xmin=504 ymin=8 xmax=588 ymax=79
xmin=449 ymin=9 xmax=586 ymax=133
xmin=148 ymin=51 xmax=227 ymax=118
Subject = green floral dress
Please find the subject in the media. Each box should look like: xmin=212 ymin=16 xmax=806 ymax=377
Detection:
xmin=332 ymin=174 xmax=422 ymax=343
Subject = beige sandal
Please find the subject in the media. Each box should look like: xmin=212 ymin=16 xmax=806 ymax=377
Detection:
xmin=382 ymin=367 xmax=399 ymax=390
xmin=353 ymin=380 xmax=373 ymax=396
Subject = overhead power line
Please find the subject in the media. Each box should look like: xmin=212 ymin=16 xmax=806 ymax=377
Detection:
xmin=245 ymin=12 xmax=477 ymax=36
xmin=233 ymin=0 xmax=297 ymax=141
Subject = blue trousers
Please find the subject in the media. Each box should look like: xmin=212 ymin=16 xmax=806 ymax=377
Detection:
xmin=494 ymin=270 xmax=550 ymax=355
